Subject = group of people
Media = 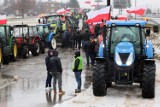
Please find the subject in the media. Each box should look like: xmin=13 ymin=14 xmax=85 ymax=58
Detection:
xmin=45 ymin=49 xmax=83 ymax=94
xmin=45 ymin=21 xmax=103 ymax=94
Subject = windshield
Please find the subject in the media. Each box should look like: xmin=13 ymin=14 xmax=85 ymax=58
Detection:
xmin=37 ymin=26 xmax=43 ymax=32
xmin=110 ymin=26 xmax=141 ymax=54
xmin=37 ymin=26 xmax=49 ymax=33
xmin=13 ymin=27 xmax=28 ymax=37
xmin=0 ymin=26 xmax=5 ymax=38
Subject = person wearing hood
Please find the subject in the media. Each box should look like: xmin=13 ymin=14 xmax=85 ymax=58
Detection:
xmin=45 ymin=49 xmax=54 ymax=91
xmin=72 ymin=51 xmax=83 ymax=93
xmin=49 ymin=50 xmax=65 ymax=95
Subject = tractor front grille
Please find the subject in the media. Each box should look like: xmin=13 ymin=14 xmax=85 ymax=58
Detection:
xmin=119 ymin=53 xmax=130 ymax=64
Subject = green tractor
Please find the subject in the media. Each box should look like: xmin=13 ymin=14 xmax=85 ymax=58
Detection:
xmin=0 ymin=25 xmax=18 ymax=65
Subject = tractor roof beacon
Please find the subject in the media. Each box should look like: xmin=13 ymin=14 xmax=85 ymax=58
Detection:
xmin=93 ymin=20 xmax=158 ymax=98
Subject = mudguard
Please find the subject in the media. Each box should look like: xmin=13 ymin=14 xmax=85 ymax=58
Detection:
xmin=145 ymin=41 xmax=154 ymax=59
xmin=98 ymin=41 xmax=108 ymax=57
xmin=47 ymin=32 xmax=55 ymax=42
xmin=114 ymin=42 xmax=135 ymax=66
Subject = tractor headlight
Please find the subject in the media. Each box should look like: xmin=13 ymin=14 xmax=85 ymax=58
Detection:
xmin=126 ymin=53 xmax=133 ymax=66
xmin=115 ymin=53 xmax=122 ymax=65
xmin=102 ymin=43 xmax=104 ymax=48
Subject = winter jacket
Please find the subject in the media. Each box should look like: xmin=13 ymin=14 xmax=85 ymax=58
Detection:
xmin=49 ymin=56 xmax=62 ymax=73
xmin=45 ymin=56 xmax=53 ymax=72
xmin=72 ymin=56 xmax=83 ymax=72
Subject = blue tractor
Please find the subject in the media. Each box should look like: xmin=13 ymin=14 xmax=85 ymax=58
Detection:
xmin=36 ymin=23 xmax=57 ymax=50
xmin=93 ymin=20 xmax=158 ymax=98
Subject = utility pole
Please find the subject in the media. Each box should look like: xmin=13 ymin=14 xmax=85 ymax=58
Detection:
xmin=107 ymin=0 xmax=110 ymax=6
xmin=135 ymin=0 xmax=137 ymax=19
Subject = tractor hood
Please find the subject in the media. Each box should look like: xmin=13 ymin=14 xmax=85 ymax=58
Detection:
xmin=114 ymin=42 xmax=135 ymax=66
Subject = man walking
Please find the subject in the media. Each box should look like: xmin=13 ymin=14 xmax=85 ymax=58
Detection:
xmin=50 ymin=50 xmax=65 ymax=94
xmin=72 ymin=51 xmax=83 ymax=93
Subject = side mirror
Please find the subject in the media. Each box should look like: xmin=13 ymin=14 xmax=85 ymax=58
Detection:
xmin=153 ymin=25 xmax=159 ymax=33
xmin=146 ymin=29 xmax=151 ymax=36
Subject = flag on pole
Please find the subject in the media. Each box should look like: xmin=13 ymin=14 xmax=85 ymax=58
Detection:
xmin=91 ymin=4 xmax=97 ymax=7
xmin=0 ymin=15 xmax=7 ymax=24
xmin=126 ymin=6 xmax=146 ymax=16
xmin=56 ymin=8 xmax=70 ymax=15
xmin=86 ymin=6 xmax=111 ymax=24
xmin=84 ymin=0 xmax=91 ymax=4
xmin=117 ymin=15 xmax=128 ymax=20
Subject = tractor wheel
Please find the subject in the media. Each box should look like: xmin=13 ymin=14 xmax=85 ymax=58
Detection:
xmin=3 ymin=47 xmax=10 ymax=65
xmin=50 ymin=36 xmax=57 ymax=49
xmin=93 ymin=63 xmax=107 ymax=96
xmin=0 ymin=48 xmax=2 ymax=68
xmin=142 ymin=62 xmax=155 ymax=98
xmin=22 ymin=46 xmax=29 ymax=59
xmin=3 ymin=56 xmax=10 ymax=65
xmin=32 ymin=41 xmax=40 ymax=56
xmin=12 ymin=42 xmax=18 ymax=61
xmin=41 ymin=42 xmax=45 ymax=54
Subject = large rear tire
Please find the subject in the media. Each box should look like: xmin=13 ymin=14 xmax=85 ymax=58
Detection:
xmin=22 ymin=46 xmax=29 ymax=59
xmin=142 ymin=61 xmax=155 ymax=98
xmin=41 ymin=42 xmax=45 ymax=54
xmin=32 ymin=41 xmax=40 ymax=56
xmin=0 ymin=48 xmax=2 ymax=68
xmin=93 ymin=63 xmax=107 ymax=96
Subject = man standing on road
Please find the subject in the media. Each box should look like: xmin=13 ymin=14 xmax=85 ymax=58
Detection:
xmin=45 ymin=49 xmax=53 ymax=91
xmin=50 ymin=50 xmax=65 ymax=94
xmin=72 ymin=51 xmax=83 ymax=93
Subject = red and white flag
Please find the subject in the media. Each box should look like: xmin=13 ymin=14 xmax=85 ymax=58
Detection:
xmin=86 ymin=6 xmax=111 ymax=24
xmin=126 ymin=6 xmax=146 ymax=16
xmin=85 ymin=0 xmax=91 ymax=4
xmin=91 ymin=4 xmax=97 ymax=7
xmin=0 ymin=15 xmax=7 ymax=24
xmin=56 ymin=8 xmax=70 ymax=15
xmin=117 ymin=15 xmax=128 ymax=20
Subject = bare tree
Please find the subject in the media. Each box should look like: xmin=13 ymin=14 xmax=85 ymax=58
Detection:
xmin=12 ymin=0 xmax=36 ymax=18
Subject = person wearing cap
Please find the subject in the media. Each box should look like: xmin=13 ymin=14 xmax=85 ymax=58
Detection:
xmin=72 ymin=51 xmax=83 ymax=93
xmin=45 ymin=49 xmax=53 ymax=91
xmin=49 ymin=50 xmax=65 ymax=95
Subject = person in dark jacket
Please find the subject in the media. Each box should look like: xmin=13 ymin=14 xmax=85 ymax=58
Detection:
xmin=75 ymin=29 xmax=82 ymax=50
xmin=82 ymin=29 xmax=91 ymax=49
xmin=62 ymin=28 xmax=71 ymax=48
xmin=45 ymin=49 xmax=53 ymax=91
xmin=72 ymin=51 xmax=83 ymax=93
xmin=83 ymin=36 xmax=96 ymax=65
xmin=49 ymin=50 xmax=65 ymax=94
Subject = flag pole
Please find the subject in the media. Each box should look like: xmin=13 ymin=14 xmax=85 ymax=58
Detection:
xmin=135 ymin=0 xmax=137 ymax=19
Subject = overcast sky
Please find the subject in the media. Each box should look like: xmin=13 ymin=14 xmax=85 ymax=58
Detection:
xmin=0 ymin=0 xmax=159 ymax=10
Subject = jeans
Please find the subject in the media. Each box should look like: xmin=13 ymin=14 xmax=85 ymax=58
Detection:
xmin=51 ymin=72 xmax=62 ymax=90
xmin=85 ymin=51 xmax=94 ymax=65
xmin=45 ymin=71 xmax=52 ymax=88
xmin=74 ymin=71 xmax=82 ymax=90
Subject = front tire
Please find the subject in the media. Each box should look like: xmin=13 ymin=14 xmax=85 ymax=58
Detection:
xmin=32 ymin=41 xmax=40 ymax=56
xmin=12 ymin=42 xmax=18 ymax=61
xmin=142 ymin=61 xmax=155 ymax=98
xmin=93 ymin=63 xmax=107 ymax=96
xmin=50 ymin=36 xmax=57 ymax=49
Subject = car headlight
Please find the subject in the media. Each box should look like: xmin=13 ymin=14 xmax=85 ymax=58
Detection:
xmin=126 ymin=53 xmax=133 ymax=66
xmin=115 ymin=53 xmax=122 ymax=65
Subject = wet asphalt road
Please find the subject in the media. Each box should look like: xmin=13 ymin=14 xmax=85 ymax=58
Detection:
xmin=0 ymin=48 xmax=93 ymax=107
